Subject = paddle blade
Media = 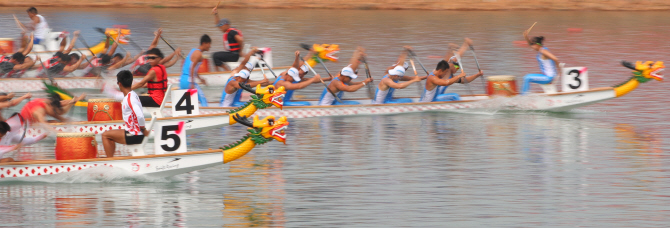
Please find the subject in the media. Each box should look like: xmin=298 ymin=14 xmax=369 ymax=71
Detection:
xmin=299 ymin=43 xmax=311 ymax=50
xmin=94 ymin=27 xmax=106 ymax=34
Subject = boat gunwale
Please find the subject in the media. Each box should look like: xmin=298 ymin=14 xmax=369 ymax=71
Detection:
xmin=48 ymin=112 xmax=229 ymax=126
xmin=1 ymin=149 xmax=221 ymax=166
xmin=0 ymin=67 xmax=290 ymax=81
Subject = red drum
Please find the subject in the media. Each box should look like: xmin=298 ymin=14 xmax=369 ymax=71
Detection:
xmin=87 ymin=99 xmax=122 ymax=121
xmin=199 ymin=56 xmax=210 ymax=73
xmin=0 ymin=38 xmax=14 ymax=54
xmin=55 ymin=132 xmax=97 ymax=160
xmin=486 ymin=75 xmax=518 ymax=97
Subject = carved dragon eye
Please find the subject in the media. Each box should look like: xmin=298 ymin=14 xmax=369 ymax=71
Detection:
xmin=269 ymin=87 xmax=274 ymax=94
xmin=268 ymin=118 xmax=275 ymax=126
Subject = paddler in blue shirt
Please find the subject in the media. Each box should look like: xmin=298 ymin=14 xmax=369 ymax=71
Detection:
xmin=372 ymin=47 xmax=424 ymax=104
xmin=318 ymin=46 xmax=373 ymax=106
xmin=521 ymin=25 xmax=561 ymax=95
xmin=273 ymin=50 xmax=324 ymax=106
xmin=219 ymin=47 xmax=270 ymax=107
xmin=181 ymin=34 xmax=211 ymax=106
xmin=435 ymin=38 xmax=484 ymax=99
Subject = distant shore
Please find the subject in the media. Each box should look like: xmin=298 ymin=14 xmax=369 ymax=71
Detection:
xmin=1 ymin=0 xmax=670 ymax=10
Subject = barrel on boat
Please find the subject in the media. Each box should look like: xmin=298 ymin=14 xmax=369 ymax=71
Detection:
xmin=0 ymin=38 xmax=14 ymax=54
xmin=87 ymin=99 xmax=123 ymax=121
xmin=486 ymin=75 xmax=518 ymax=97
xmin=199 ymin=55 xmax=210 ymax=73
xmin=55 ymin=132 xmax=97 ymax=160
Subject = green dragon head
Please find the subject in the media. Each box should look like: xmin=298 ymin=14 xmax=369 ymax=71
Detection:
xmin=238 ymin=83 xmax=286 ymax=110
xmin=232 ymin=114 xmax=289 ymax=144
xmin=313 ymin=44 xmax=339 ymax=62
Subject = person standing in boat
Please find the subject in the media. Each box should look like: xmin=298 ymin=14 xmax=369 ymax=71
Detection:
xmin=211 ymin=4 xmax=244 ymax=71
xmin=101 ymin=70 xmax=148 ymax=158
xmin=220 ymin=47 xmax=270 ymax=107
xmin=435 ymin=38 xmax=484 ymax=97
xmin=318 ymin=47 xmax=373 ymax=106
xmin=25 ymin=7 xmax=49 ymax=45
xmin=273 ymin=50 xmax=323 ymax=106
xmin=521 ymin=28 xmax=561 ymax=94
xmin=372 ymin=48 xmax=424 ymax=104
xmin=130 ymin=48 xmax=168 ymax=107
xmin=181 ymin=34 xmax=212 ymax=106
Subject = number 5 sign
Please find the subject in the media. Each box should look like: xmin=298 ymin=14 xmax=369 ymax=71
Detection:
xmin=561 ymin=67 xmax=589 ymax=92
xmin=171 ymin=89 xmax=200 ymax=117
xmin=154 ymin=121 xmax=186 ymax=155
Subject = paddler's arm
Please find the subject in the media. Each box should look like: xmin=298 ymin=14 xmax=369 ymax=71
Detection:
xmin=235 ymin=48 xmax=258 ymax=72
xmin=349 ymin=77 xmax=373 ymax=86
xmin=279 ymin=74 xmax=322 ymax=90
xmin=20 ymin=34 xmax=34 ymax=56
xmin=63 ymin=31 xmax=79 ymax=55
xmin=432 ymin=72 xmax=466 ymax=87
xmin=458 ymin=70 xmax=484 ymax=84
xmin=383 ymin=77 xmax=421 ymax=89
xmin=107 ymin=51 xmax=131 ymax=71
xmin=125 ymin=51 xmax=144 ymax=65
xmin=396 ymin=47 xmax=409 ymax=66
xmin=348 ymin=46 xmax=364 ymax=71
xmin=0 ymin=93 xmax=31 ymax=109
xmin=59 ymin=93 xmax=86 ymax=115
xmin=212 ymin=6 xmax=221 ymax=25
xmin=189 ymin=50 xmax=203 ymax=89
xmin=62 ymin=53 xmax=86 ymax=72
xmin=161 ymin=47 xmax=181 ymax=67
xmin=148 ymin=28 xmax=162 ymax=50
xmin=333 ymin=78 xmax=370 ymax=92
xmin=246 ymin=78 xmax=270 ymax=87
xmin=13 ymin=56 xmax=36 ymax=71
xmin=131 ymin=69 xmax=156 ymax=90
xmin=107 ymin=41 xmax=118 ymax=56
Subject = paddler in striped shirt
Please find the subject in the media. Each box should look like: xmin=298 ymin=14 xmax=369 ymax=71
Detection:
xmin=372 ymin=46 xmax=424 ymax=104
xmin=272 ymin=50 xmax=323 ymax=106
xmin=318 ymin=46 xmax=373 ymax=106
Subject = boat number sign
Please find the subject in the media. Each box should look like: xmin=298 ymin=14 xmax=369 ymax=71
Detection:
xmin=154 ymin=121 xmax=187 ymax=154
xmin=561 ymin=67 xmax=589 ymax=92
xmin=171 ymin=89 xmax=200 ymax=117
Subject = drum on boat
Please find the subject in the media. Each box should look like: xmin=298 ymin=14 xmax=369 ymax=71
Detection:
xmin=55 ymin=132 xmax=97 ymax=160
xmin=199 ymin=55 xmax=210 ymax=73
xmin=87 ymin=99 xmax=122 ymax=121
xmin=0 ymin=38 xmax=14 ymax=54
xmin=486 ymin=75 xmax=518 ymax=97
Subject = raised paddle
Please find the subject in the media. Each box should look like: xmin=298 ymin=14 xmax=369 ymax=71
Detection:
xmin=303 ymin=60 xmax=344 ymax=104
xmin=407 ymin=49 xmax=429 ymax=75
xmin=359 ymin=56 xmax=375 ymax=99
xmin=37 ymin=58 xmax=56 ymax=85
xmin=407 ymin=53 xmax=424 ymax=95
xmin=94 ymin=27 xmax=130 ymax=53
xmin=469 ymin=45 xmax=486 ymax=93
xmin=13 ymin=15 xmax=27 ymax=32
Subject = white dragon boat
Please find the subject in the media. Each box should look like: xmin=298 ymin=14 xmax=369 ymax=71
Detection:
xmin=162 ymin=61 xmax=664 ymax=116
xmin=0 ymin=114 xmax=288 ymax=182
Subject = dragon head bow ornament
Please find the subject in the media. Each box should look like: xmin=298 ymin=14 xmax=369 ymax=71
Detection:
xmin=302 ymin=43 xmax=340 ymax=67
xmin=614 ymin=61 xmax=664 ymax=97
xmin=221 ymin=114 xmax=289 ymax=164
xmin=228 ymin=84 xmax=286 ymax=125
xmin=104 ymin=28 xmax=131 ymax=45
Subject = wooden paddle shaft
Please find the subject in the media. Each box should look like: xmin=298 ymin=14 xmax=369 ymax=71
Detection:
xmin=304 ymin=61 xmax=343 ymax=103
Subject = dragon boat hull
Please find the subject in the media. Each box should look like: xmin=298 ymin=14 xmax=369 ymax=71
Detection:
xmin=164 ymin=87 xmax=618 ymax=118
xmin=0 ymin=150 xmax=223 ymax=182
xmin=0 ymin=67 xmax=288 ymax=92
xmin=25 ymin=113 xmax=229 ymax=139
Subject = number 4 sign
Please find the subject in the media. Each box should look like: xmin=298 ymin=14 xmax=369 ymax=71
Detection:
xmin=154 ymin=121 xmax=186 ymax=155
xmin=561 ymin=67 xmax=589 ymax=92
xmin=171 ymin=89 xmax=200 ymax=117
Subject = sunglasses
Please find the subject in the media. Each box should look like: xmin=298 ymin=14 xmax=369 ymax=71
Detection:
xmin=146 ymin=56 xmax=159 ymax=60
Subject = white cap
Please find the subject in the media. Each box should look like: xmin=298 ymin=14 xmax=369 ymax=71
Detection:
xmin=388 ymin=65 xmax=406 ymax=76
xmin=234 ymin=69 xmax=251 ymax=79
xmin=341 ymin=66 xmax=358 ymax=79
xmin=245 ymin=56 xmax=260 ymax=71
xmin=287 ymin=67 xmax=300 ymax=82
xmin=403 ymin=61 xmax=409 ymax=70
xmin=300 ymin=64 xmax=309 ymax=74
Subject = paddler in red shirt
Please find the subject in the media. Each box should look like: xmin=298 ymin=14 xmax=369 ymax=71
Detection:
xmin=130 ymin=48 xmax=168 ymax=107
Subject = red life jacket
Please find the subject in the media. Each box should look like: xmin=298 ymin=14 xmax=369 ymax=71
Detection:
xmin=223 ymin=28 xmax=243 ymax=52
xmin=147 ymin=64 xmax=168 ymax=104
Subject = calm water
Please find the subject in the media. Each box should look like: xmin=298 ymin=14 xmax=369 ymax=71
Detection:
xmin=1 ymin=8 xmax=670 ymax=227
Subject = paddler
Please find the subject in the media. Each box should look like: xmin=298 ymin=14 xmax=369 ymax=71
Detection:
xmin=0 ymin=121 xmax=20 ymax=163
xmin=25 ymin=7 xmax=49 ymax=45
xmin=0 ymin=92 xmax=32 ymax=121
xmin=318 ymin=46 xmax=373 ymax=106
xmin=40 ymin=31 xmax=86 ymax=77
xmin=130 ymin=29 xmax=182 ymax=76
xmin=420 ymin=59 xmax=480 ymax=103
xmin=272 ymin=50 xmax=323 ymax=106
xmin=83 ymin=41 xmax=133 ymax=77
xmin=211 ymin=4 xmax=244 ymax=71
xmin=521 ymin=28 xmax=561 ymax=94
xmin=0 ymin=34 xmax=37 ymax=78
xmin=434 ymin=38 xmax=484 ymax=98
xmin=181 ymin=34 xmax=212 ymax=106
xmin=101 ymin=70 xmax=148 ymax=158
xmin=372 ymin=47 xmax=424 ymax=104
xmin=219 ymin=47 xmax=270 ymax=107
xmin=130 ymin=48 xmax=168 ymax=107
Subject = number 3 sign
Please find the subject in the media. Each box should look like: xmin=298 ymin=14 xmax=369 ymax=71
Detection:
xmin=154 ymin=121 xmax=186 ymax=155
xmin=171 ymin=89 xmax=200 ymax=117
xmin=561 ymin=67 xmax=589 ymax=92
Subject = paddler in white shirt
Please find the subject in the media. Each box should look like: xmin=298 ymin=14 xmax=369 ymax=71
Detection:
xmin=372 ymin=47 xmax=424 ymax=104
xmin=219 ymin=47 xmax=270 ymax=107
xmin=272 ymin=50 xmax=323 ymax=106
xmin=101 ymin=70 xmax=149 ymax=158
xmin=318 ymin=46 xmax=373 ymax=106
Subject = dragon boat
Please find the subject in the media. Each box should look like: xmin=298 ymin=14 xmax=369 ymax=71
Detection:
xmin=0 ymin=114 xmax=289 ymax=182
xmin=22 ymin=84 xmax=286 ymax=139
xmin=162 ymin=61 xmax=664 ymax=117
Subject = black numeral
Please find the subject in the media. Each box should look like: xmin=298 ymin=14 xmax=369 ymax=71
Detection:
xmin=175 ymin=92 xmax=194 ymax=114
xmin=568 ymin=69 xmax=582 ymax=89
xmin=161 ymin=125 xmax=181 ymax=151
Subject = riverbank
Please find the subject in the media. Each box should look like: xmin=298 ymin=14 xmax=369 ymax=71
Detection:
xmin=1 ymin=0 xmax=670 ymax=11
